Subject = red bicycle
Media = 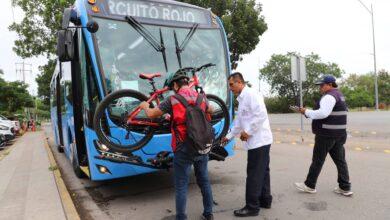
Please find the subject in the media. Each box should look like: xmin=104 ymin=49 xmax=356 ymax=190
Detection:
xmin=93 ymin=63 xmax=230 ymax=153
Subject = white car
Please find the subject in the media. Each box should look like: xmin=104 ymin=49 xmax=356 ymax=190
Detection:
xmin=0 ymin=122 xmax=15 ymax=141
xmin=0 ymin=115 xmax=17 ymax=135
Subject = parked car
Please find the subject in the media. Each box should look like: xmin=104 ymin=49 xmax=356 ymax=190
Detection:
xmin=0 ymin=115 xmax=17 ymax=135
xmin=0 ymin=134 xmax=6 ymax=148
xmin=0 ymin=122 xmax=15 ymax=141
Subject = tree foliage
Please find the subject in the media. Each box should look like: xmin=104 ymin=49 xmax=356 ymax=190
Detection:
xmin=0 ymin=72 xmax=34 ymax=113
xmin=36 ymin=59 xmax=56 ymax=106
xmin=260 ymin=52 xmax=343 ymax=110
xmin=340 ymin=70 xmax=390 ymax=108
xmin=9 ymin=0 xmax=74 ymax=58
xmin=9 ymin=0 xmax=73 ymax=106
xmin=177 ymin=0 xmax=268 ymax=69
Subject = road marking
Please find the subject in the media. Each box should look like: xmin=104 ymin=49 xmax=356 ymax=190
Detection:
xmin=354 ymin=131 xmax=360 ymax=134
xmin=287 ymin=129 xmax=291 ymax=132
xmin=275 ymin=141 xmax=281 ymax=144
xmin=296 ymin=129 xmax=301 ymax=132
xmin=291 ymin=142 xmax=297 ymax=145
xmin=384 ymin=150 xmax=390 ymax=154
xmin=354 ymin=147 xmax=363 ymax=151
xmin=371 ymin=131 xmax=377 ymax=135
xmin=309 ymin=143 xmax=314 ymax=147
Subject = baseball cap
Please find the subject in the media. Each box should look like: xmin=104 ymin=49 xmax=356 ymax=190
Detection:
xmin=315 ymin=75 xmax=336 ymax=85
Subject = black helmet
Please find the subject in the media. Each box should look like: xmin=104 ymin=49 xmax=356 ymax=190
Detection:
xmin=164 ymin=70 xmax=190 ymax=89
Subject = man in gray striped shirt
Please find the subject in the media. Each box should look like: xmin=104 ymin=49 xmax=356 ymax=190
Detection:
xmin=293 ymin=75 xmax=353 ymax=197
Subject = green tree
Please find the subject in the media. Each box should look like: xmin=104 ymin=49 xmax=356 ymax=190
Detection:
xmin=36 ymin=59 xmax=56 ymax=106
xmin=259 ymin=52 xmax=343 ymax=112
xmin=177 ymin=0 xmax=268 ymax=69
xmin=9 ymin=0 xmax=74 ymax=58
xmin=9 ymin=0 xmax=73 ymax=107
xmin=0 ymin=76 xmax=34 ymax=113
xmin=340 ymin=70 xmax=390 ymax=108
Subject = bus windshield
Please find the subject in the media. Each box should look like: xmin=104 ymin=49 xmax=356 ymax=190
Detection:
xmin=94 ymin=17 xmax=228 ymax=102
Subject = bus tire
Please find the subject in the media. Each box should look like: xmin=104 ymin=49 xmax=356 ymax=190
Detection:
xmin=72 ymin=151 xmax=86 ymax=179
xmin=206 ymin=94 xmax=230 ymax=142
xmin=57 ymin=145 xmax=64 ymax=153
xmin=93 ymin=89 xmax=155 ymax=153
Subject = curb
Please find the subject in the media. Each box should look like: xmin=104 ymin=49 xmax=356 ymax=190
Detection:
xmin=43 ymin=134 xmax=81 ymax=220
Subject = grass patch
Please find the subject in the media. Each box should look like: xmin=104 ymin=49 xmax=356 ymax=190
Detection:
xmin=48 ymin=165 xmax=58 ymax=171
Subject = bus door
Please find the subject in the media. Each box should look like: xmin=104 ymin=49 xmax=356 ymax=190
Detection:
xmin=56 ymin=68 xmax=64 ymax=147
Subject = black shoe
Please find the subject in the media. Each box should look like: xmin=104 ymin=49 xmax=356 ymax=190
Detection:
xmin=233 ymin=207 xmax=259 ymax=217
xmin=259 ymin=196 xmax=272 ymax=209
xmin=260 ymin=202 xmax=271 ymax=209
xmin=202 ymin=214 xmax=214 ymax=220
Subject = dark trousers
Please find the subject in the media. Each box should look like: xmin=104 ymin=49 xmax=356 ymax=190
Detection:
xmin=246 ymin=145 xmax=272 ymax=211
xmin=305 ymin=135 xmax=351 ymax=191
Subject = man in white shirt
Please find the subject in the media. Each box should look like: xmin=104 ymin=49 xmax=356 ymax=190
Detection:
xmin=293 ymin=75 xmax=353 ymax=197
xmin=222 ymin=72 xmax=273 ymax=217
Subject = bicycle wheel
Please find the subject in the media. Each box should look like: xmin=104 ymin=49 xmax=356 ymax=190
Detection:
xmin=206 ymin=94 xmax=230 ymax=142
xmin=93 ymin=89 xmax=156 ymax=153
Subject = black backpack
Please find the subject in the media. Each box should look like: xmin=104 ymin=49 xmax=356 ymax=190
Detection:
xmin=173 ymin=93 xmax=215 ymax=155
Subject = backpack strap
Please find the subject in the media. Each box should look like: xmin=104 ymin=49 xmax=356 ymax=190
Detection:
xmin=195 ymin=94 xmax=204 ymax=107
xmin=173 ymin=94 xmax=190 ymax=108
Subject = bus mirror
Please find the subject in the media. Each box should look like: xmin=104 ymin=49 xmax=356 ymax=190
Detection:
xmin=57 ymin=30 xmax=74 ymax=62
xmin=61 ymin=8 xmax=72 ymax=29
xmin=86 ymin=20 xmax=99 ymax=33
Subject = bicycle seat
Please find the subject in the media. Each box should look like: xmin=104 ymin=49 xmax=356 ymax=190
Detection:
xmin=139 ymin=73 xmax=161 ymax=80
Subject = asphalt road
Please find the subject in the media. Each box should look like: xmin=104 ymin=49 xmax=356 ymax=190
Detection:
xmin=45 ymin=111 xmax=390 ymax=220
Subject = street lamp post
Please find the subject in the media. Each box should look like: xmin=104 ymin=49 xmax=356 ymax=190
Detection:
xmin=357 ymin=0 xmax=379 ymax=110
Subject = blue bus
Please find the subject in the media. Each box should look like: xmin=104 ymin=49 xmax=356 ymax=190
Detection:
xmin=50 ymin=0 xmax=235 ymax=181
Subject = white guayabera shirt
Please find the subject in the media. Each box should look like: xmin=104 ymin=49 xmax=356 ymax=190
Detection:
xmin=226 ymin=86 xmax=273 ymax=150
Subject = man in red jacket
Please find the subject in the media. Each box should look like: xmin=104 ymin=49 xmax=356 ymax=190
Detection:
xmin=139 ymin=70 xmax=214 ymax=220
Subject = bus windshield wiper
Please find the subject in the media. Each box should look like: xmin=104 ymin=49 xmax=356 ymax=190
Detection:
xmin=125 ymin=16 xmax=168 ymax=72
xmin=173 ymin=23 xmax=199 ymax=68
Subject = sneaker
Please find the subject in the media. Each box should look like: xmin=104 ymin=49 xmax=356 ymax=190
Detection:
xmin=333 ymin=187 xmax=353 ymax=197
xmin=294 ymin=182 xmax=317 ymax=193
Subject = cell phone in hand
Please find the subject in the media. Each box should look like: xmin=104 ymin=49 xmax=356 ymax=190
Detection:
xmin=289 ymin=105 xmax=300 ymax=112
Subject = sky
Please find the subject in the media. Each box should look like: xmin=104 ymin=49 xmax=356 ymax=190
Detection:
xmin=0 ymin=0 xmax=389 ymax=96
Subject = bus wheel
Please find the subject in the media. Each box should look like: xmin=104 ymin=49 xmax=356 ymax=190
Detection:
xmin=57 ymin=145 xmax=64 ymax=153
xmin=206 ymin=94 xmax=230 ymax=143
xmin=72 ymin=149 xmax=86 ymax=178
xmin=93 ymin=89 xmax=156 ymax=153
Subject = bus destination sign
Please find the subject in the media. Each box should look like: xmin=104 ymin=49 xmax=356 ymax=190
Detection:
xmin=106 ymin=0 xmax=210 ymax=25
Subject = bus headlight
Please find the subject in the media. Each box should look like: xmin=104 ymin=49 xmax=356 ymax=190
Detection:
xmin=94 ymin=140 xmax=110 ymax=152
xmin=96 ymin=165 xmax=111 ymax=174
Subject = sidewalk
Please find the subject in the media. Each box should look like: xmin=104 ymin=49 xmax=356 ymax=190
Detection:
xmin=0 ymin=131 xmax=68 ymax=220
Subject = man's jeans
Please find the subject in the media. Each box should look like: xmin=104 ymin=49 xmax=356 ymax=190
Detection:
xmin=305 ymin=135 xmax=351 ymax=191
xmin=173 ymin=146 xmax=213 ymax=220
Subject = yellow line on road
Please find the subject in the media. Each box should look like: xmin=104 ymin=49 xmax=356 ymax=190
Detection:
xmin=355 ymin=147 xmax=363 ymax=151
xmin=384 ymin=150 xmax=390 ymax=154
xmin=354 ymin=131 xmax=360 ymax=134
xmin=43 ymin=135 xmax=80 ymax=220
xmin=371 ymin=131 xmax=377 ymax=135
xmin=291 ymin=142 xmax=297 ymax=145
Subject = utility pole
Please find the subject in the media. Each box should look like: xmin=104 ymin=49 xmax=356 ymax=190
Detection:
xmin=15 ymin=61 xmax=32 ymax=83
xmin=356 ymin=0 xmax=379 ymax=110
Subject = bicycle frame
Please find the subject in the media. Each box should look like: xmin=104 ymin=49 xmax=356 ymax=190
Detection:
xmin=126 ymin=73 xmax=200 ymax=126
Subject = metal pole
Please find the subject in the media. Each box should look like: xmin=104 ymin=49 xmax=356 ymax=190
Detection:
xmin=297 ymin=56 xmax=304 ymax=141
xmin=356 ymin=0 xmax=379 ymax=110
xmin=371 ymin=4 xmax=379 ymax=110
